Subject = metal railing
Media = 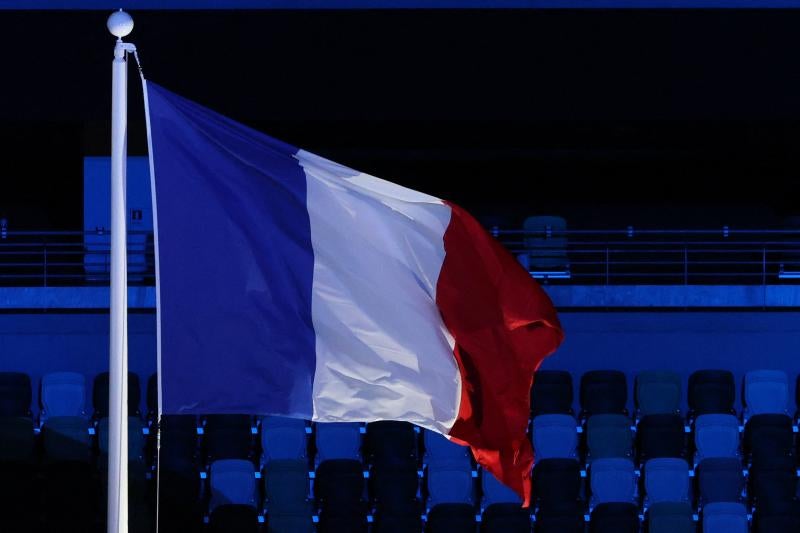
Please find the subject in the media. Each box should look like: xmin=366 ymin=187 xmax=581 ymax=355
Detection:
xmin=1 ymin=228 xmax=800 ymax=286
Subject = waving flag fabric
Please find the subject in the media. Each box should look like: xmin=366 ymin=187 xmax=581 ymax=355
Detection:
xmin=144 ymin=81 xmax=563 ymax=502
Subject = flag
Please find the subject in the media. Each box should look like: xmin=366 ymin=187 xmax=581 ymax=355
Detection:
xmin=144 ymin=81 xmax=563 ymax=503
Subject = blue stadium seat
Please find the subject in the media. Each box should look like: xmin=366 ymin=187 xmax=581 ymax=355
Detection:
xmin=531 ymin=370 xmax=574 ymax=417
xmin=208 ymin=459 xmax=257 ymax=513
xmin=694 ymin=414 xmax=740 ymax=464
xmin=580 ymin=370 xmax=628 ymax=419
xmin=689 ymin=370 xmax=735 ymax=418
xmin=263 ymin=458 xmax=312 ymax=527
xmin=636 ymin=414 xmax=685 ymax=463
xmin=423 ymin=430 xmax=470 ymax=465
xmin=208 ymin=504 xmax=259 ymax=532
xmin=42 ymin=416 xmax=90 ymax=463
xmin=589 ymin=457 xmax=636 ymax=508
xmin=482 ymin=470 xmax=522 ymax=507
xmin=696 ymin=457 xmax=745 ymax=505
xmin=744 ymin=414 xmax=794 ymax=463
xmin=589 ymin=502 xmax=639 ymax=533
xmin=315 ymin=422 xmax=362 ymax=463
xmin=372 ymin=507 xmax=422 ymax=533
xmin=204 ymin=414 xmax=254 ymax=463
xmin=635 ymin=371 xmax=681 ymax=417
xmin=702 ymin=502 xmax=748 ymax=533
xmin=315 ymin=459 xmax=368 ymax=533
xmin=40 ymin=371 xmax=86 ymax=419
xmin=0 ymin=416 xmax=34 ymax=463
xmin=92 ymin=371 xmax=141 ymax=419
xmin=531 ymin=459 xmax=582 ymax=511
xmin=647 ymin=501 xmax=695 ymax=533
xmin=531 ymin=414 xmax=578 ymax=460
xmin=480 ymin=503 xmax=530 ymax=532
xmin=268 ymin=513 xmax=316 ymax=533
xmin=534 ymin=502 xmax=584 ymax=533
xmin=260 ymin=415 xmax=308 ymax=463
xmin=586 ymin=413 xmax=633 ymax=462
xmin=371 ymin=462 xmax=419 ymax=511
xmin=366 ymin=421 xmax=418 ymax=467
xmin=427 ymin=457 xmax=475 ymax=507
xmin=745 ymin=370 xmax=789 ymax=418
xmin=748 ymin=456 xmax=798 ymax=515
xmin=756 ymin=508 xmax=800 ymax=533
xmin=156 ymin=415 xmax=202 ymax=532
xmin=425 ymin=503 xmax=474 ymax=533
xmin=643 ymin=457 xmax=690 ymax=505
xmin=0 ymin=372 xmax=31 ymax=417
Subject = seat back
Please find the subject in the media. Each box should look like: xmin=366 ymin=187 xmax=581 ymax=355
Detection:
xmin=92 ymin=371 xmax=141 ymax=419
xmin=702 ymin=502 xmax=748 ymax=533
xmin=480 ymin=503 xmax=531 ymax=533
xmin=689 ymin=370 xmax=735 ymax=416
xmin=586 ymin=413 xmax=633 ymax=461
xmin=636 ymin=371 xmax=681 ymax=416
xmin=366 ymin=421 xmax=418 ymax=467
xmin=589 ymin=457 xmax=636 ymax=506
xmin=423 ymin=430 xmax=471 ymax=466
xmin=647 ymin=502 xmax=695 ymax=533
xmin=637 ymin=414 xmax=685 ymax=462
xmin=696 ymin=457 xmax=744 ymax=504
xmin=425 ymin=503 xmax=475 ymax=533
xmin=261 ymin=415 xmax=308 ymax=463
xmin=580 ymin=370 xmax=627 ymax=417
xmin=0 ymin=372 xmax=32 ymax=417
xmin=41 ymin=372 xmax=86 ymax=418
xmin=589 ymin=502 xmax=639 ymax=533
xmin=481 ymin=470 xmax=522 ymax=507
xmin=204 ymin=414 xmax=253 ymax=462
xmin=42 ymin=415 xmax=90 ymax=463
xmin=532 ymin=458 xmax=582 ymax=509
xmin=315 ymin=422 xmax=362 ymax=463
xmin=644 ymin=457 xmax=690 ymax=504
xmin=427 ymin=457 xmax=475 ymax=507
xmin=208 ymin=504 xmax=259 ymax=533
xmin=531 ymin=414 xmax=577 ymax=459
xmin=263 ymin=458 xmax=310 ymax=514
xmin=743 ymin=413 xmax=793 ymax=462
xmin=0 ymin=416 xmax=35 ymax=462
xmin=208 ymin=458 xmax=257 ymax=512
xmin=531 ymin=370 xmax=573 ymax=417
xmin=694 ymin=414 xmax=740 ymax=463
xmin=744 ymin=370 xmax=788 ymax=417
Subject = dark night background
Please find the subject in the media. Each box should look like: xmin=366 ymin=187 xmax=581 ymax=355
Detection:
xmin=1 ymin=9 xmax=799 ymax=230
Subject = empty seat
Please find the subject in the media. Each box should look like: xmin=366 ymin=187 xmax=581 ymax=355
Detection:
xmin=481 ymin=503 xmax=530 ymax=532
xmin=423 ymin=429 xmax=471 ymax=465
xmin=586 ymin=413 xmax=633 ymax=462
xmin=315 ymin=459 xmax=367 ymax=533
xmin=534 ymin=502 xmax=585 ymax=533
xmin=366 ymin=421 xmax=418 ymax=467
xmin=40 ymin=371 xmax=86 ymax=419
xmin=0 ymin=372 xmax=32 ymax=417
xmin=756 ymin=508 xmax=800 ymax=533
xmin=263 ymin=459 xmax=312 ymax=519
xmin=744 ymin=370 xmax=789 ymax=418
xmin=427 ymin=456 xmax=475 ymax=507
xmin=208 ymin=504 xmax=259 ymax=533
xmin=589 ymin=457 xmax=636 ymax=507
xmin=589 ymin=502 xmax=639 ymax=533
xmin=637 ymin=414 xmax=685 ymax=463
xmin=580 ymin=370 xmax=628 ymax=418
xmin=42 ymin=416 xmax=90 ymax=463
xmin=425 ymin=503 xmax=475 ymax=533
xmin=372 ymin=506 xmax=422 ymax=533
xmin=689 ymin=370 xmax=735 ymax=417
xmin=0 ymin=416 xmax=34 ymax=462
xmin=315 ymin=422 xmax=362 ymax=463
xmin=268 ymin=513 xmax=316 ymax=533
xmin=204 ymin=414 xmax=254 ymax=462
xmin=260 ymin=415 xmax=308 ymax=463
xmin=482 ymin=470 xmax=522 ymax=507
xmin=531 ymin=459 xmax=582 ymax=510
xmin=644 ymin=457 xmax=690 ymax=505
xmin=92 ymin=371 xmax=141 ymax=419
xmin=371 ymin=462 xmax=419 ymax=511
xmin=636 ymin=371 xmax=681 ymax=416
xmin=208 ymin=459 xmax=257 ymax=513
xmin=744 ymin=413 xmax=793 ymax=463
xmin=531 ymin=414 xmax=578 ymax=460
xmin=748 ymin=456 xmax=798 ymax=515
xmin=531 ymin=370 xmax=573 ymax=417
xmin=702 ymin=502 xmax=748 ymax=533
xmin=694 ymin=413 xmax=740 ymax=463
xmin=696 ymin=457 xmax=745 ymax=505
xmin=156 ymin=417 xmax=202 ymax=532
xmin=647 ymin=501 xmax=695 ymax=533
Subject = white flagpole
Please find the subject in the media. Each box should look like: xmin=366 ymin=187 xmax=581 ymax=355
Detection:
xmin=107 ymin=9 xmax=134 ymax=533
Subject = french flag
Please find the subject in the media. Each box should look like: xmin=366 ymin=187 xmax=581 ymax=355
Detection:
xmin=145 ymin=81 xmax=563 ymax=502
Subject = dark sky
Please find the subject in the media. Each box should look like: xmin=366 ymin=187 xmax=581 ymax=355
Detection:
xmin=1 ymin=9 xmax=799 ymax=229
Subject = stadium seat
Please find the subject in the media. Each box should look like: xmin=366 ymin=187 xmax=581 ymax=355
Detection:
xmin=0 ymin=416 xmax=34 ymax=462
xmin=315 ymin=422 xmax=362 ymax=463
xmin=531 ymin=370 xmax=574 ymax=417
xmin=589 ymin=502 xmax=639 ymax=533
xmin=694 ymin=413 xmax=740 ymax=463
xmin=268 ymin=513 xmax=316 ymax=533
xmin=0 ymin=372 xmax=32 ymax=417
xmin=533 ymin=502 xmax=584 ymax=533
xmin=531 ymin=414 xmax=578 ymax=459
xmin=204 ymin=414 xmax=254 ymax=462
xmin=366 ymin=421 xmax=418 ymax=467
xmin=156 ymin=415 xmax=202 ymax=532
xmin=427 ymin=456 xmax=475 ymax=507
xmin=423 ymin=429 xmax=471 ymax=465
xmin=688 ymin=370 xmax=735 ymax=418
xmin=744 ymin=370 xmax=789 ymax=418
xmin=97 ymin=416 xmax=146 ymax=464
xmin=425 ymin=503 xmax=475 ymax=533
xmin=643 ymin=457 xmax=690 ymax=505
xmin=531 ymin=458 xmax=582 ymax=510
xmin=637 ymin=414 xmax=685 ymax=463
xmin=696 ymin=457 xmax=745 ymax=505
xmin=743 ymin=413 xmax=793 ymax=463
xmin=208 ymin=504 xmax=260 ymax=532
xmin=40 ymin=371 xmax=86 ymax=419
xmin=702 ymin=502 xmax=748 ymax=533
xmin=372 ymin=506 xmax=422 ymax=533
xmin=92 ymin=371 xmax=141 ymax=419
xmin=482 ymin=470 xmax=522 ymax=507
xmin=647 ymin=501 xmax=695 ymax=533
xmin=755 ymin=507 xmax=800 ymax=533
xmin=481 ymin=503 xmax=530 ymax=532
xmin=371 ymin=462 xmax=420 ymax=511
xmin=748 ymin=455 xmax=798 ymax=515
xmin=208 ymin=458 xmax=257 ymax=513
xmin=315 ymin=459 xmax=367 ymax=532
xmin=260 ymin=415 xmax=308 ymax=463
xmin=42 ymin=415 xmax=90 ymax=463
xmin=635 ymin=371 xmax=681 ymax=416
xmin=589 ymin=457 xmax=636 ymax=507
xmin=263 ymin=459 xmax=312 ymax=523
xmin=586 ymin=413 xmax=633 ymax=462
xmin=580 ymin=370 xmax=628 ymax=418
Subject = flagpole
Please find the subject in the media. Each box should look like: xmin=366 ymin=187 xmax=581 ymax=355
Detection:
xmin=108 ymin=9 xmax=134 ymax=533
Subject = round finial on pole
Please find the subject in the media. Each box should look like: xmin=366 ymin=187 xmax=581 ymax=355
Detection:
xmin=107 ymin=9 xmax=134 ymax=39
